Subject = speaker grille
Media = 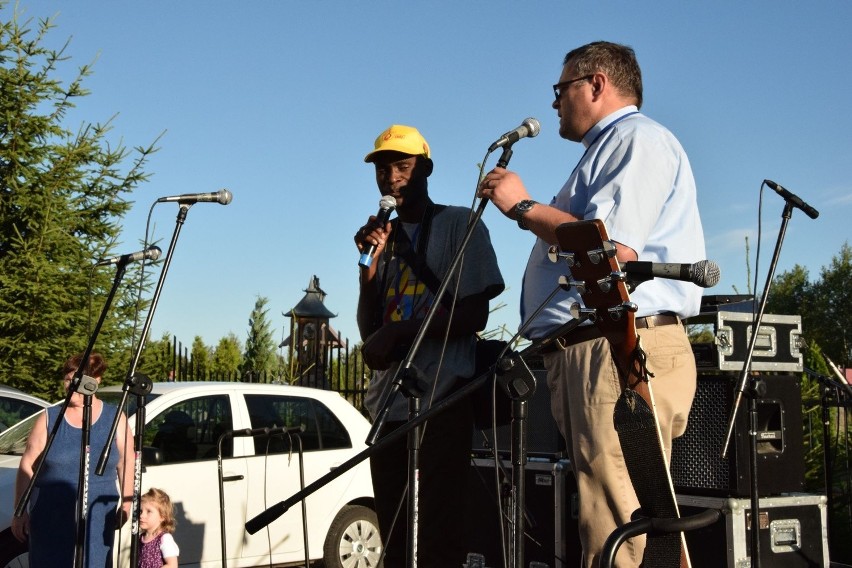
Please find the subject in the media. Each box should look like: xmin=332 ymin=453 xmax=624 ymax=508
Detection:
xmin=671 ymin=374 xmax=804 ymax=496
xmin=671 ymin=377 xmax=732 ymax=491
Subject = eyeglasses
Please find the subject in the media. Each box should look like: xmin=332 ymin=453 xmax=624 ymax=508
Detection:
xmin=552 ymin=75 xmax=593 ymax=103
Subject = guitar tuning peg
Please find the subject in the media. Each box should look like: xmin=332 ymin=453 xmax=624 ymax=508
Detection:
xmin=596 ymin=276 xmax=614 ymax=293
xmin=558 ymin=275 xmax=586 ymax=295
xmin=606 ymin=306 xmax=624 ymax=321
xmin=586 ymin=240 xmax=617 ymax=265
xmin=548 ymin=245 xmax=577 ymax=267
xmin=569 ymin=302 xmax=598 ymax=322
xmin=606 ymin=301 xmax=638 ymax=321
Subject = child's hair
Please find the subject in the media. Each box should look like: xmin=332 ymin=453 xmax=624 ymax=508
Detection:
xmin=141 ymin=488 xmax=176 ymax=534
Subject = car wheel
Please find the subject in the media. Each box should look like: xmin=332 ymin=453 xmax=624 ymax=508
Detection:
xmin=322 ymin=504 xmax=383 ymax=568
xmin=0 ymin=530 xmax=29 ymax=568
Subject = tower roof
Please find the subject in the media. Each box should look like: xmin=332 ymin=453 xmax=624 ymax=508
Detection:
xmin=285 ymin=275 xmax=337 ymax=320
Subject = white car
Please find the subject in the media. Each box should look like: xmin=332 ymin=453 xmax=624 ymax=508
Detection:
xmin=0 ymin=385 xmax=50 ymax=433
xmin=0 ymin=382 xmax=382 ymax=567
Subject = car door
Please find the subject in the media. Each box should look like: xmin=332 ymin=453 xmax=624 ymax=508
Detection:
xmin=239 ymin=393 xmax=359 ymax=564
xmin=115 ymin=392 xmax=250 ymax=566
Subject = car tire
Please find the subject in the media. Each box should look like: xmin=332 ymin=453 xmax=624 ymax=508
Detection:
xmin=0 ymin=530 xmax=28 ymax=567
xmin=322 ymin=504 xmax=383 ymax=568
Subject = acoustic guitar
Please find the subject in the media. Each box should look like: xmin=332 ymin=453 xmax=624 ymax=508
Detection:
xmin=553 ymin=219 xmax=690 ymax=568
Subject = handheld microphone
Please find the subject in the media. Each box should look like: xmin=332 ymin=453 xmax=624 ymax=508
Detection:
xmin=764 ymin=180 xmax=819 ymax=219
xmin=488 ymin=118 xmax=541 ymax=152
xmin=95 ymin=246 xmax=162 ymax=267
xmin=358 ymin=195 xmax=397 ymax=268
xmin=622 ymin=260 xmax=721 ymax=288
xmin=156 ymin=189 xmax=233 ymax=205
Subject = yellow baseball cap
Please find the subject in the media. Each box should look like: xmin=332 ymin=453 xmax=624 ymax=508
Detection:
xmin=364 ymin=124 xmax=431 ymax=163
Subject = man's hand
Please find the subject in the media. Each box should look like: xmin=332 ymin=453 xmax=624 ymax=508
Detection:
xmin=354 ymin=217 xmax=392 ymax=256
xmin=478 ymin=167 xmax=531 ymax=219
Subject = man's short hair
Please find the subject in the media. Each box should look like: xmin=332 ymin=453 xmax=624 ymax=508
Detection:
xmin=564 ymin=41 xmax=643 ymax=109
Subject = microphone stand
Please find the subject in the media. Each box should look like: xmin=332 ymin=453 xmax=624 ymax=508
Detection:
xmin=246 ymin=359 xmax=495 ymax=529
xmin=807 ymin=361 xmax=852 ymax=549
xmin=245 ymin=304 xmax=584 ymax=568
xmin=363 ymin=145 xmax=517 ymax=568
xmin=217 ymin=427 xmax=305 ymax=568
xmin=500 ymin=352 xmax=535 ymax=568
xmin=244 ymin=332 xmax=562 ymax=529
xmin=14 ymin=258 xmax=135 ymax=568
xmin=96 ymin=203 xmax=192 ymax=566
xmin=244 ymin=320 xmax=592 ymax=566
xmin=720 ymin=199 xmax=795 ymax=568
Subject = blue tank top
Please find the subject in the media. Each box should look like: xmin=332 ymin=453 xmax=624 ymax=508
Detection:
xmin=29 ymin=402 xmax=123 ymax=567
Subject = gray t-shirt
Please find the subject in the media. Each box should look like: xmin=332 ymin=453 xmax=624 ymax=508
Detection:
xmin=364 ymin=204 xmax=504 ymax=421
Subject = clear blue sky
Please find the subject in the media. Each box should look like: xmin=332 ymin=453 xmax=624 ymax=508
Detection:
xmin=7 ymin=1 xmax=851 ymax=352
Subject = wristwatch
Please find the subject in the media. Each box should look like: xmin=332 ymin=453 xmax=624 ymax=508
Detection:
xmin=514 ymin=199 xmax=537 ymax=230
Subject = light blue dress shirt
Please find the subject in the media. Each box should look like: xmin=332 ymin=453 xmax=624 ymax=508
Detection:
xmin=520 ymin=106 xmax=706 ymax=339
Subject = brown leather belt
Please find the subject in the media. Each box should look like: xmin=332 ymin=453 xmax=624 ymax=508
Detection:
xmin=538 ymin=325 xmax=603 ymax=353
xmin=634 ymin=313 xmax=680 ymax=329
xmin=539 ymin=313 xmax=680 ymax=354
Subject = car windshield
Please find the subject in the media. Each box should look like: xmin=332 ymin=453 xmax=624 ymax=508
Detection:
xmin=0 ymin=410 xmax=44 ymax=455
xmin=0 ymin=392 xmax=161 ymax=456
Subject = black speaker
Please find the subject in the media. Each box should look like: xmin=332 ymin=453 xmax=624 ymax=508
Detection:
xmin=671 ymin=374 xmax=805 ymax=496
xmin=472 ymin=367 xmax=568 ymax=458
xmin=465 ymin=457 xmax=581 ymax=568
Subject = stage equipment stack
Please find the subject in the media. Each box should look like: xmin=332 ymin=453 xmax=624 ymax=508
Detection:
xmin=671 ymin=296 xmax=828 ymax=567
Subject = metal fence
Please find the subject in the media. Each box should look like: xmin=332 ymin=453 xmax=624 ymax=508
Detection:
xmin=169 ymin=338 xmax=371 ymax=415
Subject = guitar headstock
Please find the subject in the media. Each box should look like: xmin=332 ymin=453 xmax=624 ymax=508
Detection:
xmin=552 ymin=219 xmax=637 ymax=346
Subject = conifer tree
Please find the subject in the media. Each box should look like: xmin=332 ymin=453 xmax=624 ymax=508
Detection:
xmin=190 ymin=335 xmax=211 ymax=380
xmin=0 ymin=6 xmax=158 ymax=397
xmin=211 ymin=333 xmax=242 ymax=380
xmin=242 ymin=296 xmax=277 ymax=382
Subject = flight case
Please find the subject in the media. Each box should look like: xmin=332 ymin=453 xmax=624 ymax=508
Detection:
xmin=676 ymin=493 xmax=828 ymax=567
xmin=466 ymin=455 xmax=581 ymax=568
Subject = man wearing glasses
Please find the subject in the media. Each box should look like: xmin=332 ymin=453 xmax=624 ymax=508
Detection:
xmin=479 ymin=41 xmax=705 ymax=567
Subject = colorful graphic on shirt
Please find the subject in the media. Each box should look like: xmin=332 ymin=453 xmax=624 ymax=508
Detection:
xmin=383 ymin=260 xmax=432 ymax=323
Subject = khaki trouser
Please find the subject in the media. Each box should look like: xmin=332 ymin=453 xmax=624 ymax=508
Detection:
xmin=543 ymin=322 xmax=696 ymax=568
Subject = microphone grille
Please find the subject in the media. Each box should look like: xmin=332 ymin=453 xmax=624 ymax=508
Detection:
xmin=695 ymin=260 xmax=721 ymax=288
xmin=523 ymin=117 xmax=541 ymax=138
xmin=218 ymin=189 xmax=233 ymax=205
xmin=379 ymin=195 xmax=397 ymax=210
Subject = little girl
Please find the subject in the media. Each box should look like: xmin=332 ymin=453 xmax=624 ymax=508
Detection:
xmin=138 ymin=487 xmax=180 ymax=568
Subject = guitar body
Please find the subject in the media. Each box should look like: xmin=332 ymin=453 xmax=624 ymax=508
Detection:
xmin=554 ymin=219 xmax=689 ymax=568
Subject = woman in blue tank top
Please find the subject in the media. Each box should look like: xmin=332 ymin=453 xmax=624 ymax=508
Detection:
xmin=11 ymin=353 xmax=135 ymax=567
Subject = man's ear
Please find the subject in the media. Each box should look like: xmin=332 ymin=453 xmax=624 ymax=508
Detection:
xmin=417 ymin=157 xmax=434 ymax=178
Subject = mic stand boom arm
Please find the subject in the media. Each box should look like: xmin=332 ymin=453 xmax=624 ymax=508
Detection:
xmin=95 ymin=203 xmax=192 ymax=566
xmin=246 ymin=363 xmax=491 ymax=534
xmin=244 ymin=315 xmax=585 ymax=534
